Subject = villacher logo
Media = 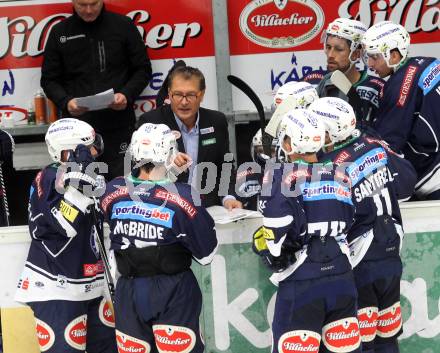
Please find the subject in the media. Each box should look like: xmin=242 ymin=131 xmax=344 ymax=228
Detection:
xmin=239 ymin=0 xmax=324 ymax=48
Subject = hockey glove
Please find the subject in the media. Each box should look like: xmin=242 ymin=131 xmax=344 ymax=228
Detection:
xmin=252 ymin=226 xmax=293 ymax=272
xmin=68 ymin=144 xmax=94 ymax=167
xmin=63 ymin=144 xmax=99 ymax=194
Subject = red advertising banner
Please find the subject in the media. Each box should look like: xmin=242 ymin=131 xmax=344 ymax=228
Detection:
xmin=0 ymin=0 xmax=215 ymax=70
xmin=228 ymin=0 xmax=440 ymax=55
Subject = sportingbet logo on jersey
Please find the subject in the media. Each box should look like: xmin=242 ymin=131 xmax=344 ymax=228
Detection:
xmin=112 ymin=201 xmax=174 ymax=228
xmin=239 ymin=0 xmax=324 ymax=48
xmin=302 ymin=181 xmax=352 ymax=205
xmin=347 ymin=148 xmax=387 ymax=185
xmin=419 ymin=59 xmax=440 ymax=95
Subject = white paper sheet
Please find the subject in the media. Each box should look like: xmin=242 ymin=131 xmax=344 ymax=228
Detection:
xmin=207 ymin=205 xmax=262 ymax=224
xmin=76 ymin=89 xmax=115 ymax=111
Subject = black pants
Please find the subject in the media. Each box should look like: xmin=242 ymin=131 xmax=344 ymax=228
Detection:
xmin=29 ymin=297 xmax=117 ymax=353
xmin=114 ymin=271 xmax=205 ymax=353
xmin=96 ymin=127 xmax=133 ymax=181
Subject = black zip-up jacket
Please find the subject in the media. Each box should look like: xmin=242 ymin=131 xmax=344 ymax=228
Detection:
xmin=41 ymin=6 xmax=152 ymax=130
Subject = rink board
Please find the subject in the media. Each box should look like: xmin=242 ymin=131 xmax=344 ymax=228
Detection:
xmin=1 ymin=201 xmax=440 ymax=353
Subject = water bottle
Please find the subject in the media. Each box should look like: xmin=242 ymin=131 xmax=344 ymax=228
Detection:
xmin=27 ymin=104 xmax=36 ymax=125
xmin=34 ymin=89 xmax=47 ymax=125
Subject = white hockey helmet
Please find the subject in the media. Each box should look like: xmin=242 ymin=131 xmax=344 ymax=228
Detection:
xmin=251 ymin=128 xmax=279 ymax=160
xmin=252 ymin=128 xmax=263 ymax=147
xmin=322 ymin=18 xmax=367 ymax=64
xmin=362 ymin=21 xmax=410 ymax=70
xmin=252 ymin=129 xmax=278 ymax=147
xmin=45 ymin=118 xmax=96 ymax=163
xmin=308 ymin=97 xmax=356 ymax=144
xmin=130 ymin=123 xmax=177 ymax=164
xmin=273 ymin=81 xmax=319 ymax=108
xmin=278 ymin=109 xmax=325 ymax=155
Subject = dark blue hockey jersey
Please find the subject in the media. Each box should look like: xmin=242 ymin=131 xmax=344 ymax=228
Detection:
xmin=372 ymin=57 xmax=440 ymax=197
xmin=316 ymin=70 xmax=385 ymax=128
xmin=319 ymin=136 xmax=417 ymax=266
xmin=302 ymin=70 xmax=326 ymax=86
xmin=16 ymin=164 xmax=105 ymax=303
xmin=101 ymin=176 xmax=217 ymax=266
xmin=259 ymin=162 xmax=355 ymax=285
xmin=235 ymin=161 xmax=266 ymax=211
xmin=236 ymin=168 xmax=261 ymax=211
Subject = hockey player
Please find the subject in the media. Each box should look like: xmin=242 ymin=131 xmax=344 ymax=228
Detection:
xmin=363 ymin=21 xmax=440 ymax=200
xmin=272 ymin=80 xmax=319 ymax=110
xmin=310 ymin=97 xmax=416 ymax=353
xmin=100 ymin=123 xmax=218 ymax=353
xmin=316 ymin=18 xmax=385 ymax=127
xmin=15 ymin=118 xmax=116 ymax=353
xmin=235 ymin=129 xmax=278 ymax=210
xmin=238 ymin=81 xmax=319 ymax=210
xmin=253 ymin=109 xmax=361 ymax=353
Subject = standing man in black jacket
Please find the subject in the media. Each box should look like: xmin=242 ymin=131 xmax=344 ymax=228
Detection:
xmin=41 ymin=0 xmax=152 ymax=180
xmin=138 ymin=66 xmax=242 ymax=209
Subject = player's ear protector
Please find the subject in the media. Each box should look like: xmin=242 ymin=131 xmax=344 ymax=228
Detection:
xmin=92 ymin=133 xmax=104 ymax=158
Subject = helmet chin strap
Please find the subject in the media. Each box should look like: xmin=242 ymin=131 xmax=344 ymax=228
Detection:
xmin=342 ymin=62 xmax=354 ymax=75
xmin=323 ymin=141 xmax=334 ymax=148
xmin=383 ymin=50 xmax=406 ymax=73
xmin=343 ymin=50 xmax=358 ymax=74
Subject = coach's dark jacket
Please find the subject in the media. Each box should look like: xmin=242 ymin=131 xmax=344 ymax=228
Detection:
xmin=41 ymin=6 xmax=151 ymax=131
xmin=138 ymin=105 xmax=236 ymax=207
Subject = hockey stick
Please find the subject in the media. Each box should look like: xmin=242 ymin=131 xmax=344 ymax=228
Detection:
xmin=91 ymin=199 xmax=115 ymax=306
xmin=0 ymin=162 xmax=10 ymax=226
xmin=265 ymin=95 xmax=298 ymax=138
xmin=330 ymin=70 xmax=368 ymax=123
xmin=227 ymin=75 xmax=273 ymax=156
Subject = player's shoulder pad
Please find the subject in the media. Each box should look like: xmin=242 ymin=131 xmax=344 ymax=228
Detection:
xmin=365 ymin=74 xmax=386 ymax=90
xmin=302 ymin=70 xmax=327 ymax=85
xmin=280 ymin=163 xmax=311 ymax=186
xmin=31 ymin=164 xmax=62 ymax=199
xmin=100 ymin=177 xmax=130 ymax=214
xmin=152 ymin=183 xmax=199 ymax=219
xmin=41 ymin=163 xmax=62 ymax=185
xmin=363 ymin=135 xmax=401 ymax=157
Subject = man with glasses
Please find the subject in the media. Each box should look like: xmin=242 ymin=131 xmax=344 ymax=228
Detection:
xmin=138 ymin=66 xmax=242 ymax=209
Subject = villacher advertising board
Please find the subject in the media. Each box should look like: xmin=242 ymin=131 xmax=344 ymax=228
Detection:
xmin=228 ymin=0 xmax=440 ymax=111
xmin=0 ymin=0 xmax=218 ymax=125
